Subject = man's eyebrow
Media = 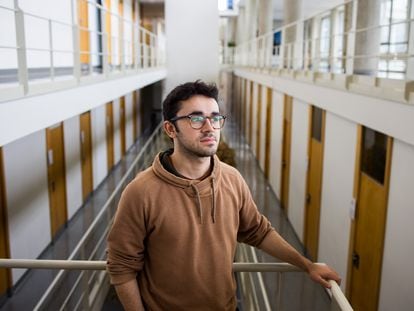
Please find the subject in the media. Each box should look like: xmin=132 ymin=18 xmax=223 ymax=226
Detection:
xmin=188 ymin=111 xmax=220 ymax=116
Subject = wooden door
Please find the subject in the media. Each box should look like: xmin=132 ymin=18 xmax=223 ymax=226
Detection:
xmin=248 ymin=81 xmax=254 ymax=145
xmin=0 ymin=148 xmax=11 ymax=296
xmin=80 ymin=112 xmax=93 ymax=201
xmin=256 ymin=84 xmax=262 ymax=159
xmin=46 ymin=124 xmax=68 ymax=238
xmin=304 ymin=107 xmax=326 ymax=261
xmin=120 ymin=96 xmax=126 ymax=156
xmin=264 ymin=88 xmax=273 ymax=179
xmin=348 ymin=127 xmax=392 ymax=311
xmin=106 ymin=102 xmax=114 ymax=171
xmin=280 ymin=95 xmax=293 ymax=210
xmin=78 ymin=0 xmax=90 ymax=66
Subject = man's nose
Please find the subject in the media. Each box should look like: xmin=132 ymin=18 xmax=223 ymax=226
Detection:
xmin=201 ymin=118 xmax=215 ymax=131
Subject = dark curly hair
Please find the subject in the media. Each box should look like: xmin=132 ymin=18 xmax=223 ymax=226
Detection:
xmin=162 ymin=80 xmax=219 ymax=121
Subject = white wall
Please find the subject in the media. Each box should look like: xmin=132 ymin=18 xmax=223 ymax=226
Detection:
xmin=259 ymin=85 xmax=267 ymax=170
xmin=268 ymin=90 xmax=284 ymax=199
xmin=91 ymin=105 xmax=108 ymax=189
xmin=125 ymin=92 xmax=134 ymax=149
xmin=379 ymin=139 xmax=414 ymax=311
xmin=3 ymin=130 xmax=51 ymax=283
xmin=113 ymin=98 xmax=121 ymax=163
xmin=165 ymin=0 xmax=219 ymax=93
xmin=288 ymin=98 xmax=309 ymax=241
xmin=63 ymin=116 xmax=82 ymax=219
xmin=0 ymin=69 xmax=167 ymax=146
xmin=318 ymin=112 xmax=357 ymax=290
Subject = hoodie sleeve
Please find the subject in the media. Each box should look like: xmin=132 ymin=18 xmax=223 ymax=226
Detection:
xmin=106 ymin=180 xmax=147 ymax=285
xmin=236 ymin=176 xmax=274 ymax=246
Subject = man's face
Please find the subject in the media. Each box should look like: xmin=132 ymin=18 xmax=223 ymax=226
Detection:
xmin=170 ymin=95 xmax=221 ymax=158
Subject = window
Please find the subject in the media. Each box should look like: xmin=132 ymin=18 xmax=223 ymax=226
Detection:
xmin=319 ymin=15 xmax=331 ymax=72
xmin=378 ymin=0 xmax=411 ymax=79
xmin=361 ymin=128 xmax=387 ymax=184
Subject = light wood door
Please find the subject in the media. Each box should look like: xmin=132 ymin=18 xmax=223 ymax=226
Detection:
xmin=106 ymin=102 xmax=114 ymax=170
xmin=248 ymin=81 xmax=254 ymax=145
xmin=0 ymin=148 xmax=11 ymax=296
xmin=280 ymin=95 xmax=292 ymax=210
xmin=46 ymin=124 xmax=68 ymax=238
xmin=80 ymin=112 xmax=93 ymax=201
xmin=349 ymin=127 xmax=392 ymax=311
xmin=78 ymin=0 xmax=90 ymax=65
xmin=304 ymin=107 xmax=325 ymax=261
xmin=264 ymin=88 xmax=272 ymax=179
xmin=256 ymin=84 xmax=262 ymax=159
xmin=120 ymin=96 xmax=126 ymax=156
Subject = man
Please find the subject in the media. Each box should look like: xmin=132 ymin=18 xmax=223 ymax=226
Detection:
xmin=106 ymin=80 xmax=340 ymax=310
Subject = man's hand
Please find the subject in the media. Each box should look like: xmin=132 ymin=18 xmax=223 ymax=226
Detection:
xmin=307 ymin=263 xmax=341 ymax=288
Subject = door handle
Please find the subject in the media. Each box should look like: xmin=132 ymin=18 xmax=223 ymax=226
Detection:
xmin=306 ymin=193 xmax=311 ymax=205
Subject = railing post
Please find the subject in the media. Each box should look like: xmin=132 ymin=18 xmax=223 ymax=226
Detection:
xmin=119 ymin=16 xmax=125 ymax=73
xmin=71 ymin=0 xmax=81 ymax=82
xmin=48 ymin=19 xmax=55 ymax=81
xmin=346 ymin=0 xmax=358 ymax=75
xmin=101 ymin=7 xmax=109 ymax=76
xmin=14 ymin=0 xmax=28 ymax=94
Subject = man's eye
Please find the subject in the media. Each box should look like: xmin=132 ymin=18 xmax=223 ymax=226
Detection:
xmin=212 ymin=116 xmax=222 ymax=122
xmin=191 ymin=116 xmax=205 ymax=122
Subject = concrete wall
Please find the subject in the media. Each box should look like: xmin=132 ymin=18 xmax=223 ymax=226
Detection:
xmin=318 ymin=112 xmax=357 ymax=290
xmin=288 ymin=98 xmax=309 ymax=241
xmin=379 ymin=139 xmax=414 ymax=311
xmin=165 ymin=0 xmax=219 ymax=93
xmin=3 ymin=130 xmax=50 ymax=283
xmin=91 ymin=105 xmax=108 ymax=189
xmin=268 ymin=90 xmax=284 ymax=199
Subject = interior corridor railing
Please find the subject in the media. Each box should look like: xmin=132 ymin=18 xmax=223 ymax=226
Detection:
xmin=0 ymin=0 xmax=166 ymax=96
xmin=0 ymin=259 xmax=353 ymax=311
xmin=222 ymin=0 xmax=414 ymax=80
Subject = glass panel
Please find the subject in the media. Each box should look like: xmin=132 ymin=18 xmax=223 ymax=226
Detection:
xmin=311 ymin=107 xmax=323 ymax=142
xmin=361 ymin=127 xmax=387 ymax=184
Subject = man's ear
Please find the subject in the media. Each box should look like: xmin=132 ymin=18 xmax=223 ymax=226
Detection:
xmin=164 ymin=121 xmax=176 ymax=139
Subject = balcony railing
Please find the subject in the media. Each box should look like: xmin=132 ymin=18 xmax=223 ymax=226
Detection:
xmin=0 ymin=0 xmax=165 ymax=98
xmin=0 ymin=259 xmax=353 ymax=311
xmin=221 ymin=0 xmax=414 ymax=80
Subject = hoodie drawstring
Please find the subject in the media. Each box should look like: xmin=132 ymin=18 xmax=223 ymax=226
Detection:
xmin=211 ymin=177 xmax=216 ymax=223
xmin=190 ymin=177 xmax=217 ymax=224
xmin=191 ymin=184 xmax=203 ymax=224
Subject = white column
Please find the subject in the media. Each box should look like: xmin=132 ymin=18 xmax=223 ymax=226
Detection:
xmin=165 ymin=0 xmax=219 ymax=93
xmin=353 ymin=0 xmax=381 ymax=75
xmin=283 ymin=0 xmax=304 ymax=69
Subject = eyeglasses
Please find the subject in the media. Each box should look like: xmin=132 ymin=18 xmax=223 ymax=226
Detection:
xmin=170 ymin=114 xmax=227 ymax=129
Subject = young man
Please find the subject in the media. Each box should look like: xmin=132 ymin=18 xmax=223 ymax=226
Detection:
xmin=106 ymin=80 xmax=340 ymax=310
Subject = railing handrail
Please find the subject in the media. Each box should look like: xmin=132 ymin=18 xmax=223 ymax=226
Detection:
xmin=0 ymin=259 xmax=353 ymax=310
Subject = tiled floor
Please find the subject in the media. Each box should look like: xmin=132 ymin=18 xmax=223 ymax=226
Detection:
xmin=1 ymin=121 xmax=331 ymax=310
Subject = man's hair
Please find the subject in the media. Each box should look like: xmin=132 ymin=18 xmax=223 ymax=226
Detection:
xmin=162 ymin=80 xmax=219 ymax=121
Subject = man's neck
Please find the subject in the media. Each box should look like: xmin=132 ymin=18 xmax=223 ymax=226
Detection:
xmin=170 ymin=152 xmax=212 ymax=180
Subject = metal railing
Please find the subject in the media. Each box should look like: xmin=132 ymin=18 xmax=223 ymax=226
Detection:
xmin=0 ymin=0 xmax=165 ymax=93
xmin=223 ymin=0 xmax=414 ymax=80
xmin=0 ymin=123 xmax=165 ymax=310
xmin=0 ymin=259 xmax=353 ymax=311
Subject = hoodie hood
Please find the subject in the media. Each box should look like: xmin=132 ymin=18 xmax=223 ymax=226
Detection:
xmin=152 ymin=151 xmax=221 ymax=224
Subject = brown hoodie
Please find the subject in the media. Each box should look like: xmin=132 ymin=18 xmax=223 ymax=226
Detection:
xmin=107 ymin=152 xmax=274 ymax=310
